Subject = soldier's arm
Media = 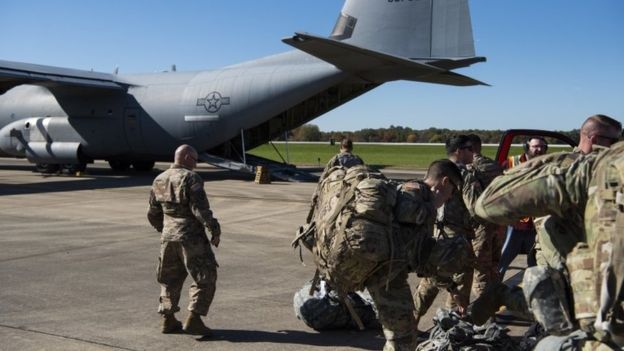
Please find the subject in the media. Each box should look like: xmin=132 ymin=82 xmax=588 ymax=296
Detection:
xmin=475 ymin=162 xmax=572 ymax=225
xmin=461 ymin=171 xmax=484 ymax=218
xmin=187 ymin=174 xmax=221 ymax=240
xmin=411 ymin=186 xmax=436 ymax=226
xmin=147 ymin=189 xmax=164 ymax=232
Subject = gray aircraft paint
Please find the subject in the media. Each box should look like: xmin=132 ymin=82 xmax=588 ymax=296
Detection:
xmin=0 ymin=0 xmax=485 ymax=169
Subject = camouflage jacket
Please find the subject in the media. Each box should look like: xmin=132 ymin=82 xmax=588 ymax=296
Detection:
xmin=582 ymin=141 xmax=624 ymax=344
xmin=395 ymin=180 xmax=473 ymax=287
xmin=437 ymin=164 xmax=482 ymax=238
xmin=475 ymin=148 xmax=606 ymax=269
xmin=147 ymin=165 xmax=219 ymax=242
xmin=394 ymin=180 xmax=436 ymax=272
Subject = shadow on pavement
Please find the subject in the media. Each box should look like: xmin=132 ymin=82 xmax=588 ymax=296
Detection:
xmin=0 ymin=167 xmax=258 ymax=196
xmin=198 ymin=328 xmax=384 ymax=350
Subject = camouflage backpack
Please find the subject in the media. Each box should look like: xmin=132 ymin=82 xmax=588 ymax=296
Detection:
xmin=567 ymin=141 xmax=624 ymax=345
xmin=310 ymin=165 xmax=398 ymax=293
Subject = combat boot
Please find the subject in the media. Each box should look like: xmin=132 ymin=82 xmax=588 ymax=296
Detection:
xmin=160 ymin=314 xmax=182 ymax=334
xmin=183 ymin=312 xmax=213 ymax=336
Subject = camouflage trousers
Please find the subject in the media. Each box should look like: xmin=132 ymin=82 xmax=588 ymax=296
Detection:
xmin=472 ymin=224 xmax=505 ymax=297
xmin=468 ymin=282 xmax=531 ymax=325
xmin=367 ymin=270 xmax=417 ymax=351
xmin=413 ymin=266 xmax=473 ymax=319
xmin=157 ymin=236 xmax=218 ymax=316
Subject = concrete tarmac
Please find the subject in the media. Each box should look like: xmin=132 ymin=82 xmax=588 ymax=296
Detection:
xmin=0 ymin=159 xmax=528 ymax=351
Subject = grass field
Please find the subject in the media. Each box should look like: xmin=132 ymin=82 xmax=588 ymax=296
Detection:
xmin=249 ymin=142 xmax=575 ymax=169
xmin=248 ymin=143 xmax=535 ymax=169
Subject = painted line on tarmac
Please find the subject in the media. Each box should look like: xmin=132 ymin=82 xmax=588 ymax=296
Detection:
xmin=0 ymin=323 xmax=140 ymax=351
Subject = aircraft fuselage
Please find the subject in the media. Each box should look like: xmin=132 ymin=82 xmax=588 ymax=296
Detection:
xmin=0 ymin=52 xmax=348 ymax=163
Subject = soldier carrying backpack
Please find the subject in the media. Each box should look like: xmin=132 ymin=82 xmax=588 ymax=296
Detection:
xmin=295 ymin=160 xmax=469 ymax=351
xmin=320 ymin=138 xmax=364 ymax=181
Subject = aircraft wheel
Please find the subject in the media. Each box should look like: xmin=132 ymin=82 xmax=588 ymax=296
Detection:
xmin=108 ymin=160 xmax=132 ymax=171
xmin=35 ymin=163 xmax=60 ymax=173
xmin=63 ymin=163 xmax=87 ymax=174
xmin=132 ymin=160 xmax=155 ymax=172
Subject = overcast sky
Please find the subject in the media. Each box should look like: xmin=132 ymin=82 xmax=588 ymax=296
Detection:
xmin=1 ymin=0 xmax=622 ymax=132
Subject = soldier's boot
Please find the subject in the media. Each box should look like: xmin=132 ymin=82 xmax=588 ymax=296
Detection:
xmin=383 ymin=335 xmax=416 ymax=351
xmin=160 ymin=314 xmax=182 ymax=334
xmin=183 ymin=312 xmax=213 ymax=336
xmin=467 ymin=282 xmax=505 ymax=325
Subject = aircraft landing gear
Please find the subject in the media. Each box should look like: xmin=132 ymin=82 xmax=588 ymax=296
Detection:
xmin=35 ymin=163 xmax=60 ymax=173
xmin=132 ymin=160 xmax=155 ymax=172
xmin=108 ymin=160 xmax=132 ymax=171
xmin=34 ymin=163 xmax=86 ymax=174
xmin=63 ymin=163 xmax=87 ymax=174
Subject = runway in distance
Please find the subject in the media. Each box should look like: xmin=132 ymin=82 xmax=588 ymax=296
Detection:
xmin=0 ymin=0 xmax=485 ymax=174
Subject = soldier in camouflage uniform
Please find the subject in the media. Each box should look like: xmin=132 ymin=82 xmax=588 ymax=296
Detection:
xmin=375 ymin=159 xmax=464 ymax=351
xmin=147 ymin=144 xmax=221 ymax=335
xmin=475 ymin=140 xmax=624 ymax=350
xmin=321 ymin=138 xmax=364 ymax=179
xmin=466 ymin=134 xmax=504 ymax=296
xmin=532 ymin=115 xmax=621 ymax=270
xmin=468 ymin=115 xmax=622 ymax=325
xmin=413 ymin=135 xmax=479 ymax=332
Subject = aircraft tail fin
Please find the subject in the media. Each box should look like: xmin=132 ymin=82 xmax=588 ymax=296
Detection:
xmin=283 ymin=0 xmax=486 ymax=86
xmin=331 ymin=0 xmax=477 ymax=59
xmin=283 ymin=32 xmax=486 ymax=86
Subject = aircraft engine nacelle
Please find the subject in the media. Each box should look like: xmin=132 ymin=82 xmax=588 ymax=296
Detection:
xmin=0 ymin=117 xmax=85 ymax=164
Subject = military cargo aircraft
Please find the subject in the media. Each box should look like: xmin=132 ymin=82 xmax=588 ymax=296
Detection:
xmin=0 ymin=0 xmax=485 ymax=175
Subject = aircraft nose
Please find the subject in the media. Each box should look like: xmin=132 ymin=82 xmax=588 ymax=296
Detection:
xmin=0 ymin=119 xmax=28 ymax=157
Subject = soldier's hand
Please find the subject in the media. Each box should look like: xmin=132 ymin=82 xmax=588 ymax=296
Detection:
xmin=211 ymin=220 xmax=221 ymax=237
xmin=211 ymin=235 xmax=220 ymax=248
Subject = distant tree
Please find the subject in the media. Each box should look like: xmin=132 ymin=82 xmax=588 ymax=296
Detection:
xmin=428 ymin=133 xmax=445 ymax=143
xmin=300 ymin=125 xmax=580 ymax=145
xmin=292 ymin=124 xmax=321 ymax=141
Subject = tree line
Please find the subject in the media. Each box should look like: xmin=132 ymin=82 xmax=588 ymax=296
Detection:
xmin=289 ymin=124 xmax=580 ymax=144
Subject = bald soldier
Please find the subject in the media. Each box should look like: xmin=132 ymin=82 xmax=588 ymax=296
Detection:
xmin=148 ymin=145 xmax=221 ymax=335
xmin=533 ymin=114 xmax=621 ymax=270
xmin=468 ymin=115 xmax=621 ymax=324
xmin=475 ymin=141 xmax=624 ymax=350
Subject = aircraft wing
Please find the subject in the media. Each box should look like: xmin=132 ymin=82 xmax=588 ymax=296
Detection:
xmin=0 ymin=59 xmax=129 ymax=95
xmin=283 ymin=32 xmax=488 ymax=86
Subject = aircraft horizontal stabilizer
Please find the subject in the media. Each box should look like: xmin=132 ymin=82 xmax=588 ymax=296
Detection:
xmin=283 ymin=33 xmax=487 ymax=86
xmin=0 ymin=59 xmax=128 ymax=95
